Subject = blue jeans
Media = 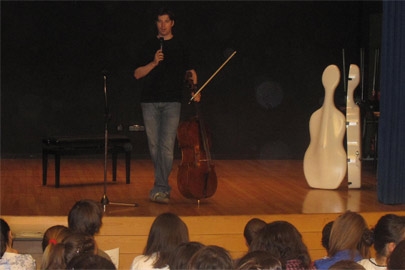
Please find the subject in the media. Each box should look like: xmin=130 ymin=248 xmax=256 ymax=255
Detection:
xmin=141 ymin=102 xmax=181 ymax=197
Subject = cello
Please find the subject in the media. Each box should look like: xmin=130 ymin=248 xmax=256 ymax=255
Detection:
xmin=177 ymin=72 xmax=217 ymax=201
xmin=176 ymin=51 xmax=236 ymax=202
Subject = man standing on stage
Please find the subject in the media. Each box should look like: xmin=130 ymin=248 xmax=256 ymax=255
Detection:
xmin=134 ymin=7 xmax=199 ymax=204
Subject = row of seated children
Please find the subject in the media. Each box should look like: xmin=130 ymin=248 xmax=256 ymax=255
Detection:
xmin=1 ymin=218 xmax=36 ymax=269
xmin=0 ymin=199 xmax=116 ymax=269
xmin=129 ymin=212 xmax=280 ymax=270
xmin=2 ymin=201 xmax=405 ymax=270
xmin=129 ymin=210 xmax=405 ymax=270
xmin=317 ymin=211 xmax=405 ymax=270
xmin=41 ymin=199 xmax=115 ymax=269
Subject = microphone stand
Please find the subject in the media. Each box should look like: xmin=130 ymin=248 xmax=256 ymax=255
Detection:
xmin=101 ymin=74 xmax=138 ymax=211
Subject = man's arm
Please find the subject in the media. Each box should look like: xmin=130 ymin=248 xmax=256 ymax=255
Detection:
xmin=187 ymin=69 xmax=201 ymax=102
xmin=187 ymin=69 xmax=197 ymax=85
xmin=133 ymin=49 xmax=163 ymax=79
xmin=133 ymin=61 xmax=157 ymax=79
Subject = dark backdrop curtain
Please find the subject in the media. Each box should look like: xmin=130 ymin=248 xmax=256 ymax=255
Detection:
xmin=377 ymin=1 xmax=405 ymax=204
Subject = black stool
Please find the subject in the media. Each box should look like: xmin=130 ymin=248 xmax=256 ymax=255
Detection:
xmin=42 ymin=135 xmax=132 ymax=188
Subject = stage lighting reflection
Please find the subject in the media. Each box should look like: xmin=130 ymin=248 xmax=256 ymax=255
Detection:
xmin=302 ymin=189 xmax=360 ymax=213
xmin=255 ymin=79 xmax=283 ymax=109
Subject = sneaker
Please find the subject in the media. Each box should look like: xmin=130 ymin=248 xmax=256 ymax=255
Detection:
xmin=150 ymin=192 xmax=170 ymax=204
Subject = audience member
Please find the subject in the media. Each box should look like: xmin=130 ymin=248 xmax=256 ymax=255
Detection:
xmin=329 ymin=260 xmax=366 ymax=270
xmin=249 ymin=220 xmax=314 ymax=270
xmin=41 ymin=225 xmax=71 ymax=270
xmin=68 ymin=199 xmax=111 ymax=261
xmin=41 ymin=225 xmax=71 ymax=251
xmin=358 ymin=214 xmax=405 ymax=270
xmin=314 ymin=211 xmax=374 ymax=269
xmin=243 ymin=218 xmax=266 ymax=248
xmin=68 ymin=199 xmax=103 ymax=235
xmin=233 ymin=218 xmax=267 ymax=266
xmin=41 ymin=232 xmax=97 ymax=269
xmin=66 ymin=253 xmax=116 ymax=269
xmin=387 ymin=239 xmax=405 ymax=270
xmin=322 ymin=221 xmax=334 ymax=252
xmin=63 ymin=232 xmax=98 ymax=265
xmin=168 ymin=241 xmax=205 ymax=270
xmin=0 ymin=218 xmax=36 ymax=270
xmin=236 ymin=250 xmax=282 ymax=270
xmin=41 ymin=242 xmax=65 ymax=270
xmin=187 ymin=245 xmax=234 ymax=270
xmin=130 ymin=212 xmax=189 ymax=270
xmin=0 ymin=231 xmax=6 ymax=258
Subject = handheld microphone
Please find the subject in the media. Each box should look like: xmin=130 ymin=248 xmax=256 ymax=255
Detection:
xmin=159 ymin=37 xmax=164 ymax=51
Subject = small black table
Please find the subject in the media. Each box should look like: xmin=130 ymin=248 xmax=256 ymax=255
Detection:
xmin=42 ymin=135 xmax=132 ymax=188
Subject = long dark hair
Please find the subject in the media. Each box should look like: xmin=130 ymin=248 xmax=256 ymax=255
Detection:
xmin=144 ymin=212 xmax=189 ymax=268
xmin=168 ymin=241 xmax=205 ymax=270
xmin=244 ymin=218 xmax=266 ymax=246
xmin=188 ymin=245 xmax=234 ymax=270
xmin=373 ymin=214 xmax=405 ymax=256
xmin=0 ymin=219 xmax=11 ymax=245
xmin=0 ymin=218 xmax=11 ymax=257
xmin=236 ymin=250 xmax=282 ymax=270
xmin=387 ymin=239 xmax=405 ymax=270
xmin=249 ymin=221 xmax=312 ymax=269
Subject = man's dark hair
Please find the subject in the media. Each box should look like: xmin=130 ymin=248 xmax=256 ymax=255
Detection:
xmin=156 ymin=7 xmax=175 ymax=21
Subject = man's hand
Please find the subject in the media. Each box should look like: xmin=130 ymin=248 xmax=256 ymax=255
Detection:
xmin=191 ymin=91 xmax=201 ymax=102
xmin=154 ymin=49 xmax=164 ymax=65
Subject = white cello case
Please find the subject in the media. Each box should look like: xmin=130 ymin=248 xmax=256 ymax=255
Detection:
xmin=303 ymin=65 xmax=347 ymax=189
xmin=346 ymin=64 xmax=361 ymax=188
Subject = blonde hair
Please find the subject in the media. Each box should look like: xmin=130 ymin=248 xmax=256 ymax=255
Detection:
xmin=41 ymin=243 xmax=66 ymax=270
xmin=328 ymin=211 xmax=373 ymax=258
xmin=41 ymin=225 xmax=71 ymax=270
xmin=41 ymin=232 xmax=96 ymax=269
xmin=42 ymin=225 xmax=71 ymax=251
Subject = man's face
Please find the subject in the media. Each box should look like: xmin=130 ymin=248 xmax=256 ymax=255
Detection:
xmin=156 ymin=14 xmax=174 ymax=37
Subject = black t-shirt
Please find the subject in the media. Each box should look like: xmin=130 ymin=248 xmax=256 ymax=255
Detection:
xmin=135 ymin=36 xmax=194 ymax=103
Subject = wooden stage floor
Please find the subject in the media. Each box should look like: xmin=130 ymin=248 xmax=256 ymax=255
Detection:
xmin=1 ymin=158 xmax=403 ymax=217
